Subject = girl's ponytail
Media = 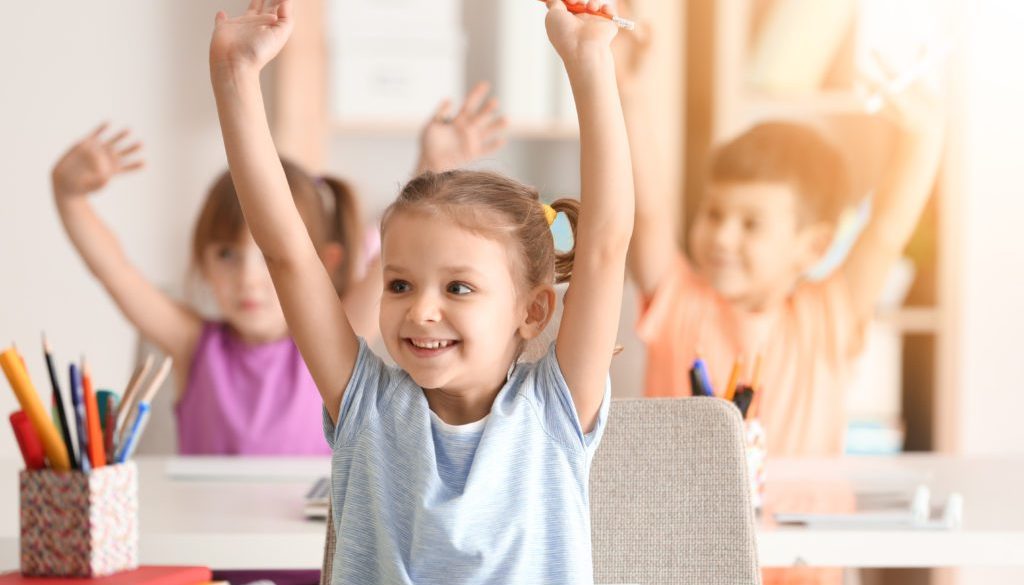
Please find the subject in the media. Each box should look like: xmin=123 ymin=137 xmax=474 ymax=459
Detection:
xmin=550 ymin=198 xmax=581 ymax=285
xmin=318 ymin=175 xmax=363 ymax=294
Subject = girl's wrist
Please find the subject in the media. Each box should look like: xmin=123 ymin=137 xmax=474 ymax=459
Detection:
xmin=210 ymin=59 xmax=261 ymax=89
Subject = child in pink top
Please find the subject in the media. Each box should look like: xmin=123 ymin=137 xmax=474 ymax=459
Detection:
xmin=50 ymin=86 xmax=507 ymax=455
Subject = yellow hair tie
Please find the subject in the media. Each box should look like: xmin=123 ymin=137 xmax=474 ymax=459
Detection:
xmin=542 ymin=203 xmax=558 ymax=226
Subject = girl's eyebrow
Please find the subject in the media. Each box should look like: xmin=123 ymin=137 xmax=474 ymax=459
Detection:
xmin=383 ymin=264 xmax=483 ymax=277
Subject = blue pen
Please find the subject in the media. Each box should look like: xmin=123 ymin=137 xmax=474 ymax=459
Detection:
xmin=115 ymin=403 xmax=150 ymax=463
xmin=68 ymin=364 xmax=91 ymax=473
xmin=693 ymin=356 xmax=715 ymax=397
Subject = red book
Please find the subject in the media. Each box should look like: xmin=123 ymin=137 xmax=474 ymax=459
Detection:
xmin=0 ymin=566 xmax=212 ymax=585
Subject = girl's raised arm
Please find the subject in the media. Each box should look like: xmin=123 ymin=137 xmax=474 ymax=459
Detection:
xmin=53 ymin=124 xmax=203 ymax=369
xmin=209 ymin=0 xmax=358 ymax=421
xmin=545 ymin=0 xmax=635 ymax=432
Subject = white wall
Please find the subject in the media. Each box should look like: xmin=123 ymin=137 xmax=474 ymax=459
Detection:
xmin=954 ymin=3 xmax=1024 ymax=582
xmin=954 ymin=1 xmax=1024 ymax=456
xmin=0 ymin=1 xmax=249 ymax=458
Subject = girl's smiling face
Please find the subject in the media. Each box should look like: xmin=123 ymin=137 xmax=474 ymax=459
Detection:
xmin=379 ymin=211 xmax=528 ymax=396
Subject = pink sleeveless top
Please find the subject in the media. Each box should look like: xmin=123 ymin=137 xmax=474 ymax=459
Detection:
xmin=176 ymin=322 xmax=331 ymax=455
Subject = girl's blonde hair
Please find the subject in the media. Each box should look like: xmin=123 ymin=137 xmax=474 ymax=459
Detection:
xmin=192 ymin=158 xmax=363 ymax=293
xmin=380 ymin=170 xmax=580 ymax=292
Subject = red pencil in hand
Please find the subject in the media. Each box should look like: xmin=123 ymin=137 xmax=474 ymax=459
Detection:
xmin=538 ymin=0 xmax=636 ymax=30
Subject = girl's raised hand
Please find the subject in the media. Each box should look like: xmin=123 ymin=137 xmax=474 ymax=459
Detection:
xmin=210 ymin=0 xmax=293 ymax=74
xmin=416 ymin=82 xmax=509 ymax=174
xmin=545 ymin=0 xmax=620 ymax=64
xmin=52 ymin=124 xmax=144 ymax=197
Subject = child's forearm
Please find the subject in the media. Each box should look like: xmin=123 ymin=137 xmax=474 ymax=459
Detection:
xmin=844 ymin=124 xmax=945 ymax=318
xmin=53 ymin=195 xmax=199 ymax=360
xmin=620 ymin=89 xmax=677 ymax=294
xmin=869 ymin=128 xmax=945 ymax=248
xmin=567 ymin=49 xmax=635 ymax=256
xmin=210 ymin=65 xmax=318 ymax=266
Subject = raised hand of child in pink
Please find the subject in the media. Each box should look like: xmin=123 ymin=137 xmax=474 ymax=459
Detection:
xmin=52 ymin=124 xmax=144 ymax=197
xmin=416 ymin=82 xmax=509 ymax=174
xmin=545 ymin=0 xmax=620 ymax=64
xmin=210 ymin=0 xmax=293 ymax=74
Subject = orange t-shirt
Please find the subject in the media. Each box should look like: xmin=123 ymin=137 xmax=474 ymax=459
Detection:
xmin=637 ymin=253 xmax=866 ymax=457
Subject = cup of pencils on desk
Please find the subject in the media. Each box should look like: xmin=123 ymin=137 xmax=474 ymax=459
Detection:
xmin=1 ymin=335 xmax=171 ymax=577
xmin=690 ymin=353 xmax=766 ymax=511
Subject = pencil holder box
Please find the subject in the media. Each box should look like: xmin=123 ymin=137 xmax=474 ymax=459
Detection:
xmin=744 ymin=419 xmax=767 ymax=511
xmin=19 ymin=462 xmax=139 ymax=577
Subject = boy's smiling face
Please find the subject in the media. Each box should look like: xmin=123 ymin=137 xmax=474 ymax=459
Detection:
xmin=688 ymin=181 xmax=833 ymax=311
xmin=379 ymin=211 xmax=528 ymax=397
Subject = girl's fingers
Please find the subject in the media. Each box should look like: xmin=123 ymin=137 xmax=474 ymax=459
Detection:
xmin=276 ymin=0 xmax=292 ymax=20
xmin=118 ymin=142 xmax=143 ymax=158
xmin=214 ymin=10 xmax=227 ymax=24
xmin=459 ymin=82 xmax=491 ymax=119
xmin=472 ymin=98 xmax=501 ymax=126
xmin=119 ymin=160 xmax=145 ymax=173
xmin=247 ymin=0 xmax=264 ymax=15
xmin=105 ymin=129 xmax=131 ymax=148
xmin=89 ymin=122 xmax=110 ymax=140
xmin=430 ymin=99 xmax=454 ymax=124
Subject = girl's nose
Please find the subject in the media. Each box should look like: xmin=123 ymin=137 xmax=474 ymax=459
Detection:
xmin=407 ymin=292 xmax=442 ymax=324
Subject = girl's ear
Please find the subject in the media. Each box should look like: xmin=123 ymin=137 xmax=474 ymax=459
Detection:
xmin=518 ymin=285 xmax=557 ymax=340
xmin=319 ymin=242 xmax=345 ymax=274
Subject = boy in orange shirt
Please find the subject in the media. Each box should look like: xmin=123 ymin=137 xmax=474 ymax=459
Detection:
xmin=614 ymin=14 xmax=946 ymax=459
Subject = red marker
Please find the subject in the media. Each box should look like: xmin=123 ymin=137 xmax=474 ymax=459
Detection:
xmin=539 ymin=0 xmax=636 ymax=30
xmin=10 ymin=411 xmax=46 ymax=470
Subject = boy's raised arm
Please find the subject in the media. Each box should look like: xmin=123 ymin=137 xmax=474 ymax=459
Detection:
xmin=842 ymin=81 xmax=946 ymax=321
xmin=613 ymin=3 xmax=680 ymax=298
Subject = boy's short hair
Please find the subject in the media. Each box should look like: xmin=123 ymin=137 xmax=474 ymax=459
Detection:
xmin=709 ymin=122 xmax=852 ymax=225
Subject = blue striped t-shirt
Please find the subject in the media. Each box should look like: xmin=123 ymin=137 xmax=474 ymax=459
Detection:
xmin=322 ymin=340 xmax=611 ymax=584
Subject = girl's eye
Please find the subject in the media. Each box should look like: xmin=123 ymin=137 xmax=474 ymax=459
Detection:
xmin=388 ymin=280 xmax=411 ymax=294
xmin=743 ymin=218 xmax=760 ymax=232
xmin=707 ymin=208 xmax=723 ymax=223
xmin=447 ymin=282 xmax=473 ymax=295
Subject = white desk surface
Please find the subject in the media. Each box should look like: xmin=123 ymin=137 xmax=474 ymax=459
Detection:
xmin=2 ymin=454 xmax=1024 ymax=570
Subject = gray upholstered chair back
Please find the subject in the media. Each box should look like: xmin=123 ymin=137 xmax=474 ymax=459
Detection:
xmin=321 ymin=397 xmax=760 ymax=585
xmin=590 ymin=397 xmax=761 ymax=585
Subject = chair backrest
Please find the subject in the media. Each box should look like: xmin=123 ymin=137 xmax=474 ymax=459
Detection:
xmin=320 ymin=397 xmax=760 ymax=585
xmin=590 ymin=397 xmax=761 ymax=585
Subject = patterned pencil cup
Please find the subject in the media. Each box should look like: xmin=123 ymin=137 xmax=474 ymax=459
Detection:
xmin=744 ymin=419 xmax=766 ymax=511
xmin=20 ymin=462 xmax=139 ymax=577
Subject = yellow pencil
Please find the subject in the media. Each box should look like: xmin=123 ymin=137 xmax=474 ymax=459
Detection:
xmin=1 ymin=348 xmax=71 ymax=471
xmin=724 ymin=358 xmax=743 ymax=402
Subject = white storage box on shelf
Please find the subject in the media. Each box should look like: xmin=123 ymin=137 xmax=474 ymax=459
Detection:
xmin=465 ymin=0 xmax=573 ymax=127
xmin=329 ymin=32 xmax=466 ymax=126
xmin=328 ymin=0 xmax=462 ymax=36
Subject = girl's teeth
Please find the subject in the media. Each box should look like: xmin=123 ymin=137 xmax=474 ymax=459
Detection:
xmin=412 ymin=340 xmax=452 ymax=349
